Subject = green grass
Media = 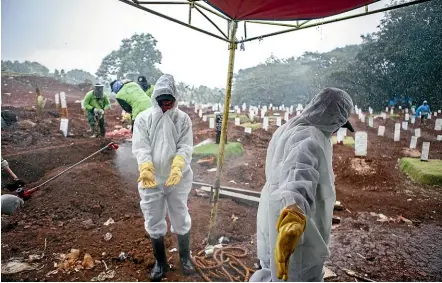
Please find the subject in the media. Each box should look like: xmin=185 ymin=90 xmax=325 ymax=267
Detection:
xmin=193 ymin=142 xmax=244 ymax=161
xmin=400 ymin=158 xmax=442 ymax=186
xmin=240 ymin=122 xmax=262 ymax=129
xmin=331 ymin=136 xmax=355 ymax=147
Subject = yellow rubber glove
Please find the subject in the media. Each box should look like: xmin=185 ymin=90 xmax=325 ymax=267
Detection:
xmin=138 ymin=162 xmax=157 ymax=189
xmin=275 ymin=204 xmax=307 ymax=281
xmin=165 ymin=155 xmax=185 ymax=187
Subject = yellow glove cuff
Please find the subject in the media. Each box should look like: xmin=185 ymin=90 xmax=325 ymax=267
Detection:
xmin=171 ymin=155 xmax=185 ymax=170
xmin=276 ymin=205 xmax=307 ymax=232
xmin=139 ymin=161 xmax=155 ymax=173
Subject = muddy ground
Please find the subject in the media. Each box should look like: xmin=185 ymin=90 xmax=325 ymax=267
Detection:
xmin=1 ymin=75 xmax=442 ymax=281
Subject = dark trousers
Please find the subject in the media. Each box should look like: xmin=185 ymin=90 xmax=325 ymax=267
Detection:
xmin=87 ymin=111 xmax=105 ymax=136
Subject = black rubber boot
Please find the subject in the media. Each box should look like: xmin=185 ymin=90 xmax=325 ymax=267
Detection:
xmin=177 ymin=232 xmax=195 ymax=275
xmin=150 ymin=236 xmax=168 ymax=282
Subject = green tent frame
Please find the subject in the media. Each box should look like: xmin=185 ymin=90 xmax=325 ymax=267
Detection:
xmin=118 ymin=0 xmax=431 ymax=244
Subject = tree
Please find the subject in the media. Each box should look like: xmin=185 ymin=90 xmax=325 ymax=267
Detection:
xmin=54 ymin=69 xmax=60 ymax=80
xmin=64 ymin=69 xmax=96 ymax=85
xmin=60 ymin=69 xmax=65 ymax=81
xmin=1 ymin=60 xmax=49 ymax=76
xmin=96 ymin=33 xmax=163 ymax=84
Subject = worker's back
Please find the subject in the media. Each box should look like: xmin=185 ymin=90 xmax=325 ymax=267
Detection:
xmin=116 ymin=82 xmax=152 ymax=119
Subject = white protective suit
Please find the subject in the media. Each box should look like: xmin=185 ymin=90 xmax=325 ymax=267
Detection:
xmin=250 ymin=88 xmax=353 ymax=282
xmin=132 ymin=74 xmax=193 ymax=239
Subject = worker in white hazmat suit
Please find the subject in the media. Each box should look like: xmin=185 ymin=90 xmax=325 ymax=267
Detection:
xmin=132 ymin=74 xmax=194 ymax=281
xmin=250 ymin=88 xmax=354 ymax=282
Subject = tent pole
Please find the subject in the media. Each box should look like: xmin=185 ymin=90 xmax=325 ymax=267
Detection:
xmin=207 ymin=20 xmax=237 ymax=244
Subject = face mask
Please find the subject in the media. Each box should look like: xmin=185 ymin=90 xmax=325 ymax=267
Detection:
xmin=158 ymin=100 xmax=174 ymax=113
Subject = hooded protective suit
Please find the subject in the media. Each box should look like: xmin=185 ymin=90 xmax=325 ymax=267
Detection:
xmin=132 ymin=74 xmax=193 ymax=239
xmin=251 ymin=88 xmax=353 ymax=282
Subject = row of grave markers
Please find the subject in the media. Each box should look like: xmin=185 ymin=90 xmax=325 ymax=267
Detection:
xmin=353 ymin=106 xmax=442 ymax=161
xmin=195 ymin=102 xmax=304 ymax=135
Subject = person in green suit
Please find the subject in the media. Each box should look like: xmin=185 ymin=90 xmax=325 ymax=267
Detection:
xmin=137 ymin=76 xmax=154 ymax=98
xmin=83 ymin=84 xmax=110 ymax=138
xmin=110 ymin=79 xmax=152 ymax=131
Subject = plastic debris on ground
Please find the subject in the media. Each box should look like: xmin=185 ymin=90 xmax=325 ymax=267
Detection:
xmin=103 ymin=218 xmax=115 ymax=226
xmin=231 ymin=214 xmax=239 ymax=222
xmin=324 ymin=266 xmax=337 ymax=279
xmin=91 ymin=270 xmax=116 ymax=281
xmin=218 ymin=236 xmax=230 ymax=244
xmin=1 ymin=259 xmax=38 ymax=274
xmin=104 ymin=233 xmax=113 ymax=241
xmin=169 ymin=248 xmax=178 ymax=253
xmin=207 ymin=168 xmax=217 ymax=172
xmin=82 ymin=253 xmax=95 ymax=269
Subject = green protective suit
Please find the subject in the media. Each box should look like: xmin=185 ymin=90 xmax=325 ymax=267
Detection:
xmin=83 ymin=90 xmax=110 ymax=137
xmin=145 ymin=85 xmax=154 ymax=98
xmin=116 ymin=81 xmax=152 ymax=120
xmin=83 ymin=90 xmax=111 ymax=112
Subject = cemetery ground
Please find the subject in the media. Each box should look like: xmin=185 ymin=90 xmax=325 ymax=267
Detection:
xmin=1 ymin=75 xmax=442 ymax=281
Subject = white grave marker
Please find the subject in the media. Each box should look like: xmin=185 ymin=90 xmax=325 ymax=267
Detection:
xmin=421 ymin=142 xmax=430 ymax=161
xmin=378 ymin=126 xmax=385 ymax=136
xmin=434 ymin=112 xmax=438 ymax=117
xmin=411 ymin=116 xmax=416 ymax=124
xmin=405 ymin=108 xmax=409 ymax=113
xmin=245 ymin=127 xmax=252 ymax=134
xmin=439 ymin=110 xmax=441 ymax=113
xmin=236 ymin=108 xmax=241 ymax=114
xmin=202 ymin=115 xmax=208 ymax=122
xmin=198 ymin=109 xmax=203 ymax=118
xmin=59 ymin=118 xmax=69 ymax=137
xmin=369 ymin=117 xmax=374 ymax=128
xmin=437 ymin=135 xmax=442 ymax=141
xmin=276 ymin=117 xmax=282 ymax=127
xmin=369 ymin=108 xmax=373 ymax=115
xmin=55 ymin=93 xmax=60 ymax=107
xmin=385 ymin=107 xmax=389 ymax=112
xmin=355 ymin=131 xmax=368 ymax=156
xmin=415 ymin=128 xmax=421 ymax=138
xmin=394 ymin=123 xmax=401 ymax=141
xmin=390 ymin=109 xmax=394 ymax=115
xmin=235 ymin=117 xmax=241 ymax=126
xmin=284 ymin=112 xmax=289 ymax=121
xmin=435 ymin=119 xmax=442 ymax=131
xmin=296 ymin=110 xmax=301 ymax=116
xmin=209 ymin=118 xmax=215 ymax=129
xmin=399 ymin=106 xmax=402 ymax=110
xmin=337 ymin=128 xmax=345 ymax=143
xmin=405 ymin=114 xmax=410 ymax=121
xmin=382 ymin=112 xmax=387 ymax=120
xmin=60 ymin=92 xmax=67 ymax=109
xmin=263 ymin=117 xmax=269 ymax=131
xmin=410 ymin=136 xmax=417 ymax=149
xmin=402 ymin=121 xmax=408 ymax=130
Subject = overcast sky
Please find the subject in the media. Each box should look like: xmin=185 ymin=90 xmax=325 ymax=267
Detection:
xmin=2 ymin=0 xmax=388 ymax=88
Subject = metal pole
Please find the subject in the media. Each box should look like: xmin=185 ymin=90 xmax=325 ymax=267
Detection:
xmin=117 ymin=0 xmax=228 ymax=42
xmin=207 ymin=21 xmax=237 ymax=244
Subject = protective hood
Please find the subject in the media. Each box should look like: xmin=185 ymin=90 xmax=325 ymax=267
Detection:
xmin=151 ymin=74 xmax=178 ymax=113
xmin=290 ymin=87 xmax=354 ymax=135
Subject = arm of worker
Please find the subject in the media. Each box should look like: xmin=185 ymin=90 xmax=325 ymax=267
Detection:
xmin=272 ymin=138 xmax=320 ymax=216
xmin=269 ymin=138 xmax=321 ymax=281
xmin=132 ymin=115 xmax=152 ymax=165
xmin=83 ymin=92 xmax=94 ymax=111
xmin=175 ymin=115 xmax=193 ymax=165
xmin=116 ymin=98 xmax=133 ymax=114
